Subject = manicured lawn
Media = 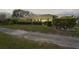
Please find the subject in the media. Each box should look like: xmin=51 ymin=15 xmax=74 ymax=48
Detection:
xmin=0 ymin=32 xmax=65 ymax=49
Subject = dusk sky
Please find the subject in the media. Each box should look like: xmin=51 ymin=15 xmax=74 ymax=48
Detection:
xmin=0 ymin=9 xmax=79 ymax=15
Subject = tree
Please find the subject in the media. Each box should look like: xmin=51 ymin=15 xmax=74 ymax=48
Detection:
xmin=53 ymin=16 xmax=76 ymax=30
xmin=12 ymin=9 xmax=31 ymax=18
xmin=46 ymin=19 xmax=52 ymax=26
xmin=0 ymin=13 xmax=6 ymax=22
xmin=0 ymin=13 xmax=9 ymax=24
xmin=53 ymin=15 xmax=58 ymax=19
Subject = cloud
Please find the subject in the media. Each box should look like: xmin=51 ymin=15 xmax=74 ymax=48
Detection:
xmin=0 ymin=9 xmax=79 ymax=16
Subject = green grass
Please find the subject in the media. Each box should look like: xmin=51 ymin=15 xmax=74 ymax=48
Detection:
xmin=0 ymin=32 xmax=65 ymax=49
xmin=0 ymin=24 xmax=50 ymax=33
xmin=0 ymin=24 xmax=74 ymax=36
xmin=72 ymin=25 xmax=79 ymax=37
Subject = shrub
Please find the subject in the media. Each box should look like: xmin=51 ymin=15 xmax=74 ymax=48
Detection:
xmin=53 ymin=16 xmax=76 ymax=30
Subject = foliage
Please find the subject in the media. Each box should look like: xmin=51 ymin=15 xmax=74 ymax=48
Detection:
xmin=12 ymin=9 xmax=32 ymax=18
xmin=46 ymin=21 xmax=53 ymax=26
xmin=53 ymin=16 xmax=76 ymax=30
xmin=0 ymin=13 xmax=7 ymax=22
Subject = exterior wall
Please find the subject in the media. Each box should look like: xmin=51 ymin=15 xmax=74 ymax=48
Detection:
xmin=17 ymin=15 xmax=53 ymax=23
xmin=32 ymin=15 xmax=53 ymax=22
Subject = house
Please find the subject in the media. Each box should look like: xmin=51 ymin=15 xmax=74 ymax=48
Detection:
xmin=17 ymin=14 xmax=54 ymax=23
xmin=31 ymin=14 xmax=53 ymax=22
xmin=12 ymin=9 xmax=54 ymax=23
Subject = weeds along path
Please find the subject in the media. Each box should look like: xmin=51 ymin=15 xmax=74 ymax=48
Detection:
xmin=0 ymin=28 xmax=79 ymax=48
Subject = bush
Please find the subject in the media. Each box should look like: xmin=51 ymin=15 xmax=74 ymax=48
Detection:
xmin=46 ymin=21 xmax=52 ymax=26
xmin=53 ymin=16 xmax=76 ymax=30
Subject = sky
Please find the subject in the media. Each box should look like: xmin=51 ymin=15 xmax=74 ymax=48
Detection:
xmin=0 ymin=9 xmax=79 ymax=15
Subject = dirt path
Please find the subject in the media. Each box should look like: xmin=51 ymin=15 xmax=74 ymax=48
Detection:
xmin=0 ymin=28 xmax=79 ymax=48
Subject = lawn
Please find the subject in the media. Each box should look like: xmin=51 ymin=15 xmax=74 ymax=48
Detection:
xmin=73 ymin=25 xmax=79 ymax=37
xmin=0 ymin=32 xmax=65 ymax=49
xmin=0 ymin=24 xmax=74 ymax=36
xmin=0 ymin=24 xmax=50 ymax=32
